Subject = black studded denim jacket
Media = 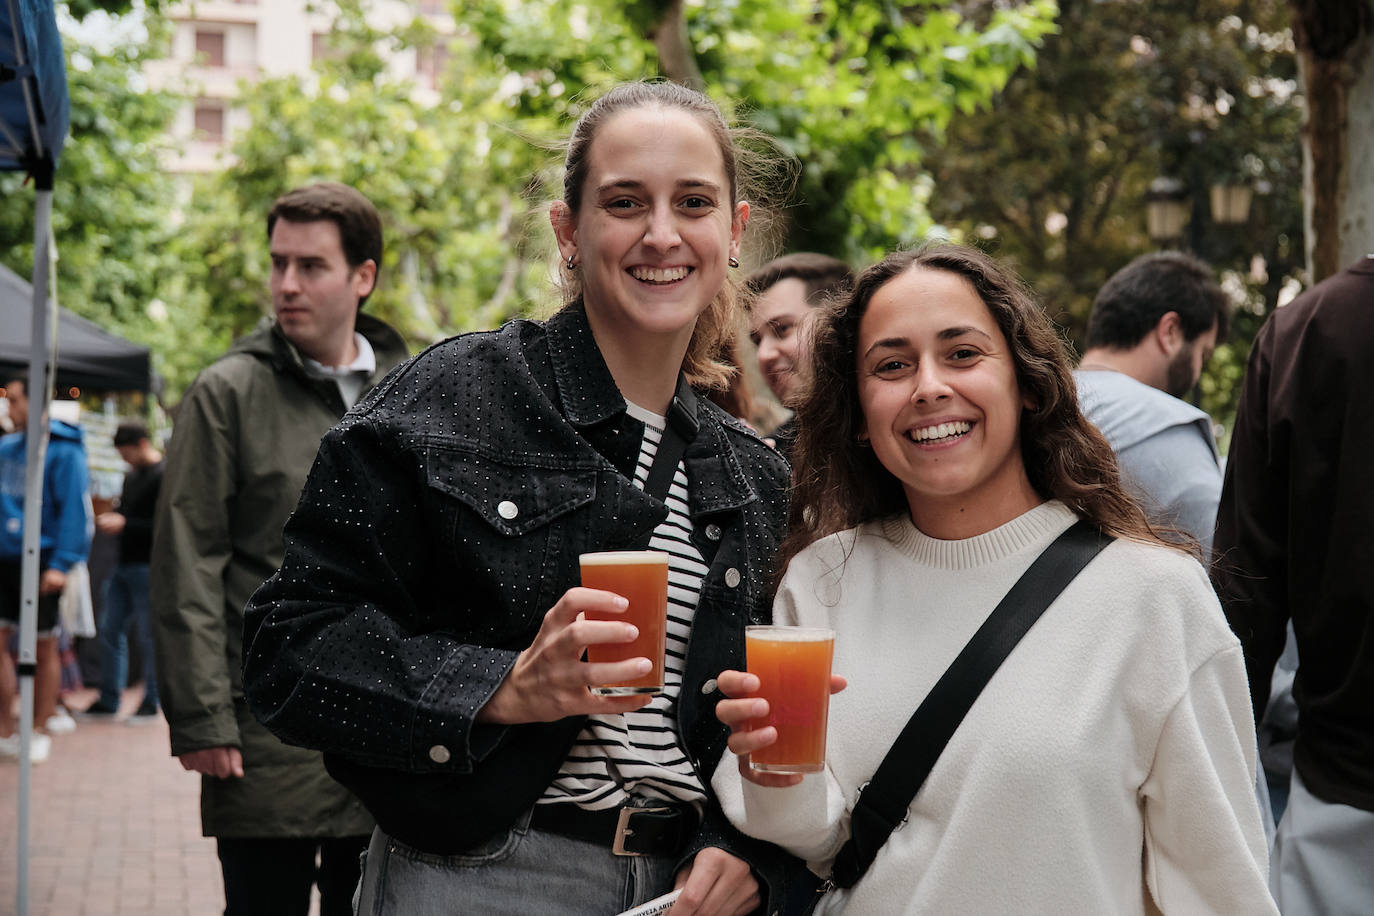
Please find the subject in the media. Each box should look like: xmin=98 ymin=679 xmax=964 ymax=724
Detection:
xmin=242 ymin=303 xmax=798 ymax=902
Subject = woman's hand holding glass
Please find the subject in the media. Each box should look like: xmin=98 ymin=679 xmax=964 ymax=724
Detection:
xmin=714 ymin=669 xmax=847 ymax=787
xmin=477 ymin=587 xmax=655 ymax=724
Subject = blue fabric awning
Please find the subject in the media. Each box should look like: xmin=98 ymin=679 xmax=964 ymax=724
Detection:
xmin=0 ymin=0 xmax=68 ymax=176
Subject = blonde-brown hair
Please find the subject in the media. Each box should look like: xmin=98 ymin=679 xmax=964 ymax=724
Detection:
xmin=782 ymin=242 xmax=1181 ymax=571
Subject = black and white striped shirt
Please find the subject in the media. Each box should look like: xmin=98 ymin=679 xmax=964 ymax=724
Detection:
xmin=541 ymin=401 xmax=709 ymax=810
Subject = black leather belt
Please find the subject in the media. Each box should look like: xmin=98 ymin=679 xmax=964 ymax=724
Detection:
xmin=530 ymin=801 xmax=699 ymax=857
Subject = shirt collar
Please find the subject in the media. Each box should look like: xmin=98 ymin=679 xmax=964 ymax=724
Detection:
xmin=302 ymin=332 xmax=375 ymax=378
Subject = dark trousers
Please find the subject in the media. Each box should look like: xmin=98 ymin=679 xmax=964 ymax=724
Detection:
xmin=217 ymin=835 xmax=369 ymax=916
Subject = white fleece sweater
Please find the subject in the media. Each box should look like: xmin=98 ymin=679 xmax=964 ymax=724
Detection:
xmin=713 ymin=501 xmax=1275 ymax=915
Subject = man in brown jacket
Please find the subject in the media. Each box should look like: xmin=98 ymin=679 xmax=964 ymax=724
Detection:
xmin=151 ymin=183 xmax=408 ymax=916
xmin=1213 ymin=256 xmax=1374 ymax=911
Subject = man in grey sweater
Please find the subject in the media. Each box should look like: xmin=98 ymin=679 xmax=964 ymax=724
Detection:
xmin=1073 ymin=252 xmax=1227 ymax=554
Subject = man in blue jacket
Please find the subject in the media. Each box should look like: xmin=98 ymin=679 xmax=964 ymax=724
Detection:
xmin=0 ymin=375 xmax=92 ymax=764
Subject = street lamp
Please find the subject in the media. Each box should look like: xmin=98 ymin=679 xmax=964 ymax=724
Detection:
xmin=1209 ymin=183 xmax=1253 ymax=225
xmin=1146 ymin=177 xmax=1189 ymax=244
xmin=1147 ymin=175 xmax=1253 ymax=248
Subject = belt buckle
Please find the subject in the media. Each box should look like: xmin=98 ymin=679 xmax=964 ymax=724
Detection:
xmin=612 ymin=805 xmax=671 ymax=857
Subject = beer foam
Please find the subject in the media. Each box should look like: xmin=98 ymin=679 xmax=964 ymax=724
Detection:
xmin=579 ymin=551 xmax=670 ymax=567
xmin=746 ymin=626 xmax=835 ymax=642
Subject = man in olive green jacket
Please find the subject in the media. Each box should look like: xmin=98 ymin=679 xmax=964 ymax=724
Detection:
xmin=151 ymin=183 xmax=409 ymax=916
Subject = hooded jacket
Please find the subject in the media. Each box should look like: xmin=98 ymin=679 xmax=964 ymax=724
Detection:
xmin=151 ymin=313 xmax=408 ymax=837
xmin=0 ymin=418 xmax=91 ymax=571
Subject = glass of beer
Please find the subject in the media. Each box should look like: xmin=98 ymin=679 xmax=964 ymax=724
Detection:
xmin=580 ymin=551 xmax=670 ymax=695
xmin=745 ymin=625 xmax=836 ymax=774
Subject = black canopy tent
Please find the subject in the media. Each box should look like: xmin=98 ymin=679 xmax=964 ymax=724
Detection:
xmin=0 ymin=263 xmax=151 ymax=392
xmin=2 ymin=0 xmax=68 ymax=913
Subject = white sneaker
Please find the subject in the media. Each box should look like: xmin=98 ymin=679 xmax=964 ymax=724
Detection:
xmin=47 ymin=709 xmax=77 ymax=734
xmin=0 ymin=732 xmax=50 ymax=763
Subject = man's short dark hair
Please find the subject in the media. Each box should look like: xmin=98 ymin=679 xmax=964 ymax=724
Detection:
xmin=1086 ymin=252 xmax=1229 ymax=350
xmin=113 ymin=422 xmax=150 ymax=447
xmin=746 ymin=252 xmax=854 ymax=308
xmin=267 ymin=183 xmax=383 ymax=304
xmin=3 ymin=376 xmax=23 ymax=396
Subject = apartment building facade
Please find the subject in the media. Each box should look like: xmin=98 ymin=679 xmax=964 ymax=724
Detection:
xmin=143 ymin=0 xmax=452 ymax=173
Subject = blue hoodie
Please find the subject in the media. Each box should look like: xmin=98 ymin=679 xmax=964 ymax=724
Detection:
xmin=0 ymin=419 xmax=92 ymax=572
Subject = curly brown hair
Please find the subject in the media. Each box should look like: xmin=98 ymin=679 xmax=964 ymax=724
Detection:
xmin=781 ymin=242 xmax=1177 ymax=571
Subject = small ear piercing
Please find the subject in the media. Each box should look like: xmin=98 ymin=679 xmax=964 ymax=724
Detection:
xmin=566 ymin=253 xmax=578 ymax=270
xmin=728 ymin=257 xmax=740 ymax=269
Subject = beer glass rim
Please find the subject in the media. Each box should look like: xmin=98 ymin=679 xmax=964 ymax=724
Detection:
xmin=579 ymin=550 xmax=671 ymax=565
xmin=745 ymin=625 xmax=836 ymax=641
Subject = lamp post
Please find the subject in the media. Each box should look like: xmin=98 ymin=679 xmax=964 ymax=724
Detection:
xmin=1211 ymin=184 xmax=1254 ymax=225
xmin=1146 ymin=177 xmax=1190 ymax=245
xmin=1145 ymin=175 xmax=1253 ymax=251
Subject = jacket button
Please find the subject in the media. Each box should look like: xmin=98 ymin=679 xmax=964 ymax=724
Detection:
xmin=724 ymin=568 xmax=741 ymax=588
xmin=705 ymin=524 xmax=722 ymax=541
xmin=428 ymin=745 xmax=451 ymax=764
xmin=497 ymin=501 xmax=519 ymax=520
xmin=701 ymin=678 xmax=718 ymax=695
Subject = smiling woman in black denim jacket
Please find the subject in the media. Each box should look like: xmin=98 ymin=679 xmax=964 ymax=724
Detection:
xmin=241 ymin=82 xmax=799 ymax=916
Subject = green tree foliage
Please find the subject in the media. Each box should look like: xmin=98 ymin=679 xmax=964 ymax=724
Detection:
xmin=0 ymin=30 xmax=180 ymax=386
xmin=699 ymin=0 xmax=1059 ymax=258
xmin=168 ymin=1 xmax=570 ymax=402
xmin=920 ymin=0 xmax=1302 ymax=436
xmin=64 ymin=0 xmax=163 ymax=20
xmin=463 ymin=0 xmax=1059 ymax=261
xmin=165 ymin=0 xmax=1054 ymax=400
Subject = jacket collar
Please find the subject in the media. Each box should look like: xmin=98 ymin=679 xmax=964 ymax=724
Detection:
xmin=545 ymin=301 xmax=703 ymax=444
xmin=260 ymin=313 xmax=406 ymax=383
xmin=4 ymin=418 xmax=84 ymax=446
xmin=543 ymin=302 xmax=757 ymax=514
xmin=544 ymin=302 xmax=633 ymax=429
xmin=684 ymin=417 xmax=757 ymax=515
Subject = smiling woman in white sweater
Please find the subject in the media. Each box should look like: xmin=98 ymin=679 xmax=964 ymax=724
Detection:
xmin=712 ymin=244 xmax=1275 ymax=914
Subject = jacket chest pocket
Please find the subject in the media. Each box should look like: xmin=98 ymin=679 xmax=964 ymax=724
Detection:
xmin=423 ymin=445 xmax=598 ymax=638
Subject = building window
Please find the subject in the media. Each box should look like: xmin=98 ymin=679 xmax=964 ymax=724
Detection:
xmin=417 ymin=43 xmax=450 ymax=86
xmin=194 ymin=30 xmax=225 ymax=68
xmin=193 ymin=104 xmax=225 ymax=143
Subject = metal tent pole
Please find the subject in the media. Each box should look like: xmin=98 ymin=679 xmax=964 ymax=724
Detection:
xmin=16 ymin=182 xmax=56 ymax=916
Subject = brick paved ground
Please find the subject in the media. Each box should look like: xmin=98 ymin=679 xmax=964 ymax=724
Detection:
xmin=0 ymin=687 xmax=221 ymax=915
xmin=0 ymin=686 xmax=323 ymax=916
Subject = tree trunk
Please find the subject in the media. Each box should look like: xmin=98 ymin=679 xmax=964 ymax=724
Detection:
xmin=1290 ymin=0 xmax=1374 ymax=280
xmin=648 ymin=0 xmax=704 ymax=89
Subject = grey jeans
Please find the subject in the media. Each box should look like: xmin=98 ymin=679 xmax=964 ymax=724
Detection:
xmin=1270 ymin=767 xmax=1374 ymax=915
xmin=353 ymin=808 xmax=681 ymax=916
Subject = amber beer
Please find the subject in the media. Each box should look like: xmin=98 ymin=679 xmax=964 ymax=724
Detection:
xmin=580 ymin=551 xmax=670 ymax=695
xmin=745 ymin=626 xmax=836 ymax=774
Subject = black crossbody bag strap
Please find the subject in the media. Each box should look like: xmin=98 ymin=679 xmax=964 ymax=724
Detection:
xmin=642 ymin=375 xmax=699 ymax=502
xmin=829 ymin=519 xmax=1113 ymax=890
